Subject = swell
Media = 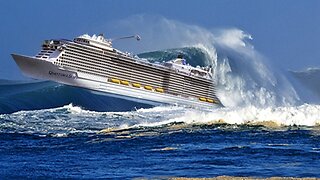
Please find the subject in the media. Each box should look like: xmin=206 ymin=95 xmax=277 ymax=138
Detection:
xmin=0 ymin=80 xmax=151 ymax=114
xmin=138 ymin=47 xmax=208 ymax=67
xmin=290 ymin=68 xmax=320 ymax=102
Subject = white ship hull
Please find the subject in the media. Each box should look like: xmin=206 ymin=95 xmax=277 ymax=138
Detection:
xmin=12 ymin=54 xmax=220 ymax=109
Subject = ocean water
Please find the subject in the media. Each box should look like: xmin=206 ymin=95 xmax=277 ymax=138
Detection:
xmin=1 ymin=104 xmax=320 ymax=179
xmin=1 ymin=29 xmax=320 ymax=178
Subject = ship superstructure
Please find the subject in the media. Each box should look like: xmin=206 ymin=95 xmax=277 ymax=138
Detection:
xmin=12 ymin=34 xmax=221 ymax=109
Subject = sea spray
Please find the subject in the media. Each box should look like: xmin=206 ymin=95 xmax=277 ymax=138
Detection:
xmin=114 ymin=15 xmax=300 ymax=108
xmin=166 ymin=104 xmax=320 ymax=127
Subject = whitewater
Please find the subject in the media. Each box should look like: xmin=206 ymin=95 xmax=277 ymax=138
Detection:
xmin=1 ymin=17 xmax=320 ymax=178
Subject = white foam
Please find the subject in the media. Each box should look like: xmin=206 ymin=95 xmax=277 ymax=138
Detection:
xmin=136 ymin=105 xmax=184 ymax=113
xmin=2 ymin=102 xmax=320 ymax=137
xmin=162 ymin=104 xmax=320 ymax=127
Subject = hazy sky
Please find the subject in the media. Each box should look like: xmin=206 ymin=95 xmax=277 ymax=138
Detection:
xmin=1 ymin=0 xmax=319 ymax=80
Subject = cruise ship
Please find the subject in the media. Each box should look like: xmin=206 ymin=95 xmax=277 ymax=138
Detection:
xmin=11 ymin=34 xmax=221 ymax=109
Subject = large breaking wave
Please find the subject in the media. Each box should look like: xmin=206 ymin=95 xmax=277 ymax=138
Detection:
xmin=112 ymin=15 xmax=302 ymax=107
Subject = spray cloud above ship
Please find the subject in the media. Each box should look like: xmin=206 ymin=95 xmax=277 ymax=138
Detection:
xmin=110 ymin=15 xmax=301 ymax=108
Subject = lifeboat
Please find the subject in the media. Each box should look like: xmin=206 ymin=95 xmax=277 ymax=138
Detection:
xmin=144 ymin=85 xmax=153 ymax=91
xmin=199 ymin=97 xmax=206 ymax=102
xmin=110 ymin=78 xmax=120 ymax=84
xmin=155 ymin=88 xmax=164 ymax=93
xmin=120 ymin=80 xmax=129 ymax=85
xmin=132 ymin=83 xmax=141 ymax=88
xmin=206 ymin=98 xmax=215 ymax=103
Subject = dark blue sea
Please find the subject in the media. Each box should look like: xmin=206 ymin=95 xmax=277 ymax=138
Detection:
xmin=1 ymin=46 xmax=320 ymax=179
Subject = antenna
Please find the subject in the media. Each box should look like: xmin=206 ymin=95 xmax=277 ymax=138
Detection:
xmin=111 ymin=35 xmax=141 ymax=42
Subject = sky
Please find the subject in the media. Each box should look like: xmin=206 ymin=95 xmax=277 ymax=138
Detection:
xmin=1 ymin=0 xmax=319 ymax=80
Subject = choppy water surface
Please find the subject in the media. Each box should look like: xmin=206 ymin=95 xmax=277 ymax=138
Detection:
xmin=1 ymin=104 xmax=320 ymax=179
